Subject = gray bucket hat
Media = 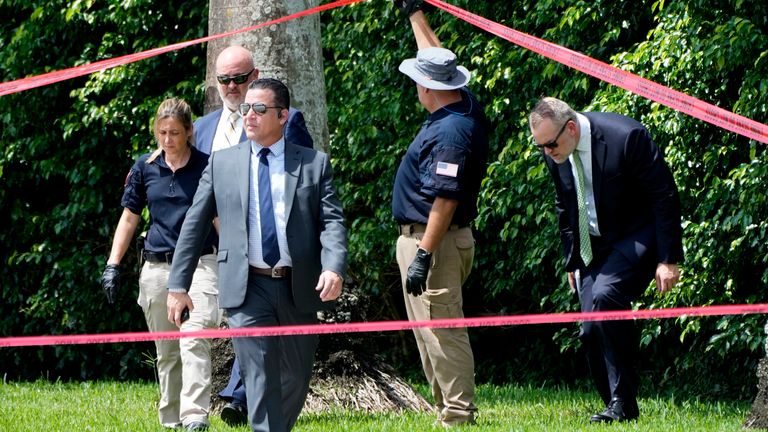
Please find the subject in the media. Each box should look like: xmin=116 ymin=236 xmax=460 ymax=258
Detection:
xmin=399 ymin=47 xmax=470 ymax=90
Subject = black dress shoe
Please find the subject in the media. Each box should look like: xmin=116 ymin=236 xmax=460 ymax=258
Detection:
xmin=589 ymin=397 xmax=639 ymax=423
xmin=221 ymin=402 xmax=248 ymax=426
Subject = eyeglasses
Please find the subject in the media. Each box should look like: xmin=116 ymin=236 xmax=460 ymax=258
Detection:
xmin=238 ymin=103 xmax=284 ymax=116
xmin=216 ymin=68 xmax=254 ymax=85
xmin=534 ymin=120 xmax=571 ymax=150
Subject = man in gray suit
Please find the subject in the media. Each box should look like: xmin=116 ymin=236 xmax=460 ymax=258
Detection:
xmin=167 ymin=78 xmax=347 ymax=432
xmin=195 ymin=44 xmax=315 ymax=427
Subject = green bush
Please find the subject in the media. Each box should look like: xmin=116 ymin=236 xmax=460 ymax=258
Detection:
xmin=0 ymin=0 xmax=207 ymax=380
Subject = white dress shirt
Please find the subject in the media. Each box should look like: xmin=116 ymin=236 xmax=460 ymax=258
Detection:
xmin=569 ymin=112 xmax=601 ymax=236
xmin=247 ymin=137 xmax=292 ymax=268
xmin=211 ymin=109 xmax=243 ymax=153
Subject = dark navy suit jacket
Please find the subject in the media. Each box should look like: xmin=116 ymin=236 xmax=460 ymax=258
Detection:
xmin=544 ymin=112 xmax=683 ymax=272
xmin=194 ymin=107 xmax=313 ymax=155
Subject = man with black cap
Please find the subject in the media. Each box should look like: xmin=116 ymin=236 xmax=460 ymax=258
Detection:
xmin=392 ymin=0 xmax=489 ymax=426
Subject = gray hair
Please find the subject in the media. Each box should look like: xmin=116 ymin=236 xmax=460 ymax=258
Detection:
xmin=529 ymin=97 xmax=577 ymax=129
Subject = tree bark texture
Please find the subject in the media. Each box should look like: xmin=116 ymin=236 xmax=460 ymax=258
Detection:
xmin=205 ymin=0 xmax=329 ymax=151
xmin=745 ymin=323 xmax=768 ymax=428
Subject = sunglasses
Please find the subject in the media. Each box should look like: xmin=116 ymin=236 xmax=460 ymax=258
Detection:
xmin=238 ymin=103 xmax=284 ymax=116
xmin=534 ymin=119 xmax=571 ymax=150
xmin=216 ymin=68 xmax=254 ymax=85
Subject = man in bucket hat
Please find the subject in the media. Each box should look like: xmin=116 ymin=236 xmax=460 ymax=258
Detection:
xmin=392 ymin=0 xmax=490 ymax=426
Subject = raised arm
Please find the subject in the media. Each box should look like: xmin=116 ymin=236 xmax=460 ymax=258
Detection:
xmin=393 ymin=0 xmax=442 ymax=49
xmin=409 ymin=10 xmax=442 ymax=49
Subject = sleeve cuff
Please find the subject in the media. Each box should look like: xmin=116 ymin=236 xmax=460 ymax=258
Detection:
xmin=167 ymin=287 xmax=188 ymax=293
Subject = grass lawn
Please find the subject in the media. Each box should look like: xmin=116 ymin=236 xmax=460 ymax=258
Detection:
xmin=0 ymin=380 xmax=750 ymax=431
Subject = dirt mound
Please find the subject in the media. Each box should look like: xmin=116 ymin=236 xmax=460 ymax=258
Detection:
xmin=305 ymin=348 xmax=433 ymax=413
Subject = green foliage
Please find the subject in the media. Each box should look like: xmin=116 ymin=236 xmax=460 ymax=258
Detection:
xmin=594 ymin=0 xmax=768 ymax=395
xmin=0 ymin=0 xmax=207 ymax=379
xmin=1 ymin=0 xmax=767 ymax=399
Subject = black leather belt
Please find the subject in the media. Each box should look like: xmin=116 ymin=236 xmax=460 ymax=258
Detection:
xmin=249 ymin=266 xmax=291 ymax=279
xmin=144 ymin=246 xmax=216 ymax=265
xmin=398 ymin=223 xmax=467 ymax=236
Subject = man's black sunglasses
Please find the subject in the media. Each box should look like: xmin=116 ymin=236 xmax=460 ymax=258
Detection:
xmin=216 ymin=68 xmax=254 ymax=85
xmin=238 ymin=103 xmax=284 ymax=116
xmin=535 ymin=119 xmax=571 ymax=150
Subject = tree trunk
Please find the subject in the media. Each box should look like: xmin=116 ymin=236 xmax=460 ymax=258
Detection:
xmin=745 ymin=324 xmax=768 ymax=428
xmin=205 ymin=0 xmax=329 ymax=151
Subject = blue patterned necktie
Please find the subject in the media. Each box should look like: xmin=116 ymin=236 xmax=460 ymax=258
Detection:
xmin=258 ymin=148 xmax=280 ymax=267
xmin=572 ymin=151 xmax=593 ymax=267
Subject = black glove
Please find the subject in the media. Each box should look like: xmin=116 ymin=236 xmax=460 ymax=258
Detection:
xmin=406 ymin=248 xmax=432 ymax=296
xmin=101 ymin=264 xmax=120 ymax=304
xmin=392 ymin=0 xmax=434 ymax=18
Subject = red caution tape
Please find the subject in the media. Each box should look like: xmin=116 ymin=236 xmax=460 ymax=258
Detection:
xmin=1 ymin=303 xmax=766 ymax=348
xmin=0 ymin=0 xmax=364 ymax=97
xmin=425 ymin=0 xmax=768 ymax=144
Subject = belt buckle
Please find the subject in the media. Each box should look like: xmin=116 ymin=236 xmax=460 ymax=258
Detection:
xmin=271 ymin=267 xmax=281 ymax=278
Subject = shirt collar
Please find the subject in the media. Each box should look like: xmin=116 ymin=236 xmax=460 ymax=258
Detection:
xmin=575 ymin=112 xmax=591 ymax=153
xmin=251 ymin=136 xmax=285 ymax=157
xmin=427 ymin=88 xmax=471 ymax=123
xmin=153 ymin=147 xmax=200 ymax=169
xmin=222 ymin=107 xmax=241 ymax=123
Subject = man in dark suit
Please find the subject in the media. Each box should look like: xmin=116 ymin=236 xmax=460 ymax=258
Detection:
xmin=194 ymin=45 xmax=315 ymax=426
xmin=529 ymin=97 xmax=683 ymax=423
xmin=167 ymin=78 xmax=347 ymax=432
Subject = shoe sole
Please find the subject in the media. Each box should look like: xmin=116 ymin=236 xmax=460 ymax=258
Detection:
xmin=221 ymin=408 xmax=247 ymax=426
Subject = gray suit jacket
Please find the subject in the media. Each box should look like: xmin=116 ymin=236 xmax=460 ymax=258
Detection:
xmin=168 ymin=139 xmax=347 ymax=313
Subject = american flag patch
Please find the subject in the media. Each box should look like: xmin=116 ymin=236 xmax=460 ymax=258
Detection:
xmin=435 ymin=161 xmax=459 ymax=177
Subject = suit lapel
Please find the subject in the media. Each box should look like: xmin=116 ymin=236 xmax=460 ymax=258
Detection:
xmin=196 ymin=110 xmax=220 ymax=155
xmin=284 ymin=142 xmax=301 ymax=220
xmin=590 ymin=121 xmax=607 ymax=211
xmin=237 ymin=142 xmax=251 ymax=221
xmin=557 ymin=160 xmax=577 ymax=229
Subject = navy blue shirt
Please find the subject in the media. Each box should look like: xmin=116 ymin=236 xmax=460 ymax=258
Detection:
xmin=392 ymin=89 xmax=489 ymax=226
xmin=121 ymin=146 xmax=217 ymax=253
